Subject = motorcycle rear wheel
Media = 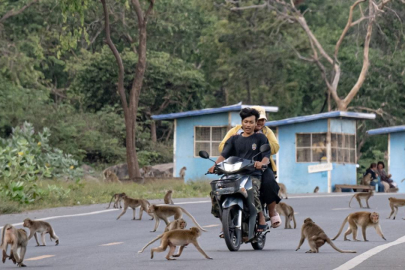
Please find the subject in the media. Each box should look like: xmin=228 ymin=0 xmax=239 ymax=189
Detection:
xmin=222 ymin=205 xmax=242 ymax=251
xmin=251 ymin=233 xmax=266 ymax=250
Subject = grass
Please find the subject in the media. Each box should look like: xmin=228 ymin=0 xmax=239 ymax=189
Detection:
xmin=0 ymin=179 xmax=212 ymax=215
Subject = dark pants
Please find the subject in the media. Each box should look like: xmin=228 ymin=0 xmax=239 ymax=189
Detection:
xmin=260 ymin=169 xmax=281 ymax=205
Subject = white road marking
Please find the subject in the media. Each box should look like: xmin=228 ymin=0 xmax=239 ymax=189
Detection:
xmin=332 ymin=208 xmax=351 ymax=210
xmin=99 ymin=242 xmax=123 ymax=246
xmin=26 ymin=255 xmax=55 ymax=261
xmin=334 ymin=235 xmax=405 ymax=270
xmin=175 ymin=200 xmax=211 ymax=205
xmin=203 ymin=224 xmax=220 ymax=228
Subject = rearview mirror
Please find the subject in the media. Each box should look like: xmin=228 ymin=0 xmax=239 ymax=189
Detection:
xmin=199 ymin=151 xmax=210 ymax=159
xmin=259 ymin=144 xmax=270 ymax=153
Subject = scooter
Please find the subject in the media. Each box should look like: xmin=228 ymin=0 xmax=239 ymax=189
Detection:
xmin=199 ymin=144 xmax=271 ymax=251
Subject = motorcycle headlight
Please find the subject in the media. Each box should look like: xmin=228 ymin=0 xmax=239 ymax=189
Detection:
xmin=223 ymin=162 xmax=242 ymax=172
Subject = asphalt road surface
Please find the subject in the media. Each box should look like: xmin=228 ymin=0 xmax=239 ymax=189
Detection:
xmin=1 ymin=193 xmax=405 ymax=270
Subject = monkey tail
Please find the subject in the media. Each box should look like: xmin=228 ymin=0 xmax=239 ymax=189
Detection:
xmin=1 ymin=224 xmax=12 ymax=248
xmin=180 ymin=207 xmax=207 ymax=232
xmin=292 ymin=213 xmax=297 ymax=229
xmin=349 ymin=195 xmax=355 ymax=208
xmin=107 ymin=195 xmax=115 ymax=209
xmin=49 ymin=229 xmax=58 ymax=241
xmin=326 ymin=238 xmax=356 ymax=253
xmin=332 ymin=217 xmax=348 ymax=240
xmin=138 ymin=234 xmax=163 ymax=253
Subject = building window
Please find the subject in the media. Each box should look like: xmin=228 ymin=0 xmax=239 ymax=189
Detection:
xmin=296 ymin=133 xmax=327 ymax=162
xmin=194 ymin=126 xmax=228 ymax=157
xmin=331 ymin=133 xmax=356 ymax=164
xmin=296 ymin=133 xmax=356 ymax=163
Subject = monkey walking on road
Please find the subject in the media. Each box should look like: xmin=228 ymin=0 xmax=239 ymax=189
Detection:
xmin=387 ymin=197 xmax=405 ymax=220
xmin=296 ymin=218 xmax=356 ymax=253
xmin=349 ymin=192 xmax=373 ymax=208
xmin=107 ymin=192 xmax=126 ymax=209
xmin=23 ymin=218 xmax=59 ymax=246
xmin=276 ymin=202 xmax=296 ymax=229
xmin=116 ymin=196 xmax=153 ymax=220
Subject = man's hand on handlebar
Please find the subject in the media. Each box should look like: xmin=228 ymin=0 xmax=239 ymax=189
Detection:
xmin=208 ymin=165 xmax=216 ymax=174
xmin=254 ymin=161 xmax=267 ymax=170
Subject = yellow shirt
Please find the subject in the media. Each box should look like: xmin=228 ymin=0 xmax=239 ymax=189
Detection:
xmin=218 ymin=125 xmax=279 ymax=172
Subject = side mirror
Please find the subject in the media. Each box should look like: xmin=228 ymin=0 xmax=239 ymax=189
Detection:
xmin=199 ymin=150 xmax=210 ymax=159
xmin=260 ymin=144 xmax=270 ymax=153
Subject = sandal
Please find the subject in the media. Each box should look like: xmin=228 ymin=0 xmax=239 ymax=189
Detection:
xmin=257 ymin=223 xmax=268 ymax=232
xmin=219 ymin=232 xmax=224 ymax=238
xmin=270 ymin=213 xmax=282 ymax=228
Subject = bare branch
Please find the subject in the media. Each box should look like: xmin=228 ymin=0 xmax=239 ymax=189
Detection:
xmin=0 ymin=0 xmax=39 ymax=23
xmin=231 ymin=3 xmax=268 ymax=11
xmin=100 ymin=0 xmax=128 ymax=112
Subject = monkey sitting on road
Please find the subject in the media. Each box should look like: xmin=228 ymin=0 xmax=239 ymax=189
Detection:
xmin=1 ymin=224 xmax=28 ymax=267
xmin=276 ymin=202 xmax=296 ymax=229
xmin=349 ymin=191 xmax=374 ymax=208
xmin=313 ymin=186 xmax=319 ymax=193
xmin=278 ymin=183 xmax=288 ymax=199
xmin=332 ymin=211 xmax=386 ymax=241
xmin=138 ymin=218 xmax=187 ymax=253
xmin=107 ymin=192 xmax=126 ymax=209
xmin=116 ymin=195 xmax=153 ymax=220
xmin=147 ymin=205 xmax=206 ymax=232
xmin=296 ymin=218 xmax=356 ymax=253
xmin=164 ymin=190 xmax=174 ymax=205
xmin=150 ymin=227 xmax=212 ymax=260
xmin=23 ymin=218 xmax=59 ymax=246
xmin=387 ymin=197 xmax=405 ymax=220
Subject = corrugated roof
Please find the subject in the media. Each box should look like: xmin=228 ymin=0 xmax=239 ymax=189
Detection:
xmin=367 ymin=125 xmax=405 ymax=136
xmin=151 ymin=102 xmax=279 ymax=120
xmin=265 ymin=111 xmax=376 ymax=127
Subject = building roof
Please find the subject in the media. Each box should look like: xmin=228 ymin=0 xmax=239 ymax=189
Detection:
xmin=151 ymin=102 xmax=279 ymax=121
xmin=265 ymin=111 xmax=376 ymax=127
xmin=367 ymin=125 xmax=405 ymax=136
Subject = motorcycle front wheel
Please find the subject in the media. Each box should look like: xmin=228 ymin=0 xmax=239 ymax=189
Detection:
xmin=222 ymin=205 xmax=242 ymax=251
xmin=251 ymin=233 xmax=266 ymax=250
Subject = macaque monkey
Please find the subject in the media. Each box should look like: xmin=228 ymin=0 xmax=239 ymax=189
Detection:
xmin=332 ymin=212 xmax=386 ymax=241
xmin=296 ymin=218 xmax=356 ymax=254
xmin=387 ymin=197 xmax=405 ymax=220
xmin=361 ymin=173 xmax=372 ymax=185
xmin=179 ymin=167 xmax=187 ymax=179
xmin=349 ymin=191 xmax=373 ymax=208
xmin=147 ymin=205 xmax=207 ymax=232
xmin=116 ymin=195 xmax=153 ymax=220
xmin=23 ymin=218 xmax=59 ymax=246
xmin=104 ymin=170 xmax=122 ymax=184
xmin=138 ymin=219 xmax=187 ymax=253
xmin=276 ymin=202 xmax=296 ymax=229
xmin=1 ymin=224 xmax=28 ymax=267
xmin=150 ymin=227 xmax=212 ymax=260
xmin=278 ymin=183 xmax=288 ymax=199
xmin=107 ymin=192 xmax=126 ymax=209
xmin=313 ymin=186 xmax=319 ymax=193
xmin=164 ymin=190 xmax=174 ymax=205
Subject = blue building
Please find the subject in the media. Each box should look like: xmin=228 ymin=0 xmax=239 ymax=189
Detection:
xmin=152 ymin=103 xmax=278 ymax=181
xmin=266 ymin=111 xmax=375 ymax=193
xmin=367 ymin=125 xmax=405 ymax=191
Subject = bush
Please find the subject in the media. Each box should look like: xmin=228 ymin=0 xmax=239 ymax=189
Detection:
xmin=0 ymin=122 xmax=82 ymax=203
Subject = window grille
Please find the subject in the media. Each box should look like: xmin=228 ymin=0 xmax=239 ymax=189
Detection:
xmin=195 ymin=126 xmax=227 ymax=157
xmin=296 ymin=133 xmax=327 ymax=162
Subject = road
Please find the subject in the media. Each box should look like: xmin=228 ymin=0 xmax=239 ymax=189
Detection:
xmin=1 ymin=193 xmax=405 ymax=270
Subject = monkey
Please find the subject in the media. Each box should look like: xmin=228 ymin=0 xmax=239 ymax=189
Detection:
xmin=23 ymin=218 xmax=59 ymax=246
xmin=387 ymin=197 xmax=405 ymax=220
xmin=349 ymin=191 xmax=374 ymax=208
xmin=332 ymin=212 xmax=386 ymax=241
xmin=116 ymin=195 xmax=153 ymax=220
xmin=361 ymin=173 xmax=372 ymax=185
xmin=147 ymin=204 xmax=207 ymax=232
xmin=150 ymin=227 xmax=212 ymax=260
xmin=313 ymin=186 xmax=319 ymax=193
xmin=104 ymin=170 xmax=122 ymax=184
xmin=278 ymin=183 xmax=288 ymax=199
xmin=107 ymin=192 xmax=126 ymax=209
xmin=275 ymin=202 xmax=296 ymax=229
xmin=179 ymin=166 xmax=187 ymax=179
xmin=1 ymin=224 xmax=28 ymax=267
xmin=138 ymin=218 xmax=187 ymax=254
xmin=164 ymin=190 xmax=174 ymax=205
xmin=296 ymin=218 xmax=356 ymax=254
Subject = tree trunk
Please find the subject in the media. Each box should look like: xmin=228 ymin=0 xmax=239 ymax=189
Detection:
xmin=246 ymin=79 xmax=251 ymax=103
xmin=151 ymin=120 xmax=157 ymax=143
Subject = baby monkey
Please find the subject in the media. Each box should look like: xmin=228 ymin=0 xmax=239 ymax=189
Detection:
xmin=332 ymin=212 xmax=386 ymax=241
xmin=23 ymin=218 xmax=59 ymax=246
xmin=349 ymin=191 xmax=373 ymax=208
xmin=150 ymin=227 xmax=212 ymax=260
xmin=296 ymin=218 xmax=356 ymax=253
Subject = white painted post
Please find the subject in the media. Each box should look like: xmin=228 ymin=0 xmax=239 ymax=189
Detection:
xmin=327 ymin=119 xmax=332 ymax=193
xmin=173 ymin=119 xmax=177 ymax=177
xmin=388 ymin=133 xmax=390 ymax=173
xmin=276 ymin=127 xmax=280 ymax=183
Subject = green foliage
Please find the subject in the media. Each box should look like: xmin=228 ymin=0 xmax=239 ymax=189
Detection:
xmin=0 ymin=122 xmax=82 ymax=203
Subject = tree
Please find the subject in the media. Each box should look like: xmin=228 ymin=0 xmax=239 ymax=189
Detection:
xmin=225 ymin=0 xmax=404 ymax=111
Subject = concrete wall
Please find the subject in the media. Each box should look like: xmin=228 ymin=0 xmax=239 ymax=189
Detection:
xmin=389 ymin=132 xmax=405 ymax=191
xmin=277 ymin=119 xmax=357 ymax=193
